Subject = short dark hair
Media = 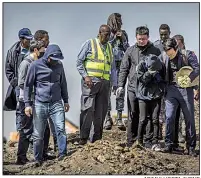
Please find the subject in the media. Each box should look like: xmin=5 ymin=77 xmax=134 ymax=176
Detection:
xmin=136 ymin=26 xmax=149 ymax=36
xmin=29 ymin=40 xmax=45 ymax=53
xmin=159 ymin=24 xmax=170 ymax=32
xmin=163 ymin=38 xmax=177 ymax=51
xmin=173 ymin=34 xmax=185 ymax=44
xmin=34 ymin=30 xmax=48 ymax=41
xmin=99 ymin=24 xmax=111 ymax=33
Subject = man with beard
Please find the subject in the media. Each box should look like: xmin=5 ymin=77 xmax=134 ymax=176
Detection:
xmin=104 ymin=13 xmax=129 ymax=130
xmin=117 ymin=26 xmax=161 ymax=147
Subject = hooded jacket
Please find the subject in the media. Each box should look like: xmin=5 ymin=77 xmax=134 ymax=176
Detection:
xmin=118 ymin=42 xmax=161 ymax=92
xmin=136 ymin=54 xmax=165 ymax=100
xmin=24 ymin=44 xmax=69 ymax=107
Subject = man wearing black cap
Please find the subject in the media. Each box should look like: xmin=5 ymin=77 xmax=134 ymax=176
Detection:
xmin=4 ymin=28 xmax=33 ymax=132
xmin=24 ymin=44 xmax=70 ymax=166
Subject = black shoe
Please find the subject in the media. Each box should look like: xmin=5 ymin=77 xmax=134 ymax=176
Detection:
xmin=104 ymin=119 xmax=112 ymax=130
xmin=104 ymin=112 xmax=113 ymax=130
xmin=162 ymin=146 xmax=173 ymax=153
xmin=43 ymin=153 xmax=56 ymax=161
xmin=188 ymin=148 xmax=197 ymax=157
xmin=79 ymin=139 xmax=87 ymax=145
xmin=16 ymin=158 xmax=29 ymax=165
xmin=34 ymin=160 xmax=42 ymax=167
xmin=172 ymin=145 xmax=184 ymax=152
xmin=58 ymin=155 xmax=66 ymax=161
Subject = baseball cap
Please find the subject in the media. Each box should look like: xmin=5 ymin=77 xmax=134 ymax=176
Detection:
xmin=18 ymin=28 xmax=33 ymax=40
xmin=49 ymin=53 xmax=64 ymax=60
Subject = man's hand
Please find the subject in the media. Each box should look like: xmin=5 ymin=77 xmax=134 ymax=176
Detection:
xmin=25 ymin=107 xmax=32 ymax=117
xmin=84 ymin=76 xmax=93 ymax=88
xmin=116 ymin=87 xmax=124 ymax=97
xmin=194 ymin=89 xmax=199 ymax=101
xmin=64 ymin=103 xmax=70 ymax=112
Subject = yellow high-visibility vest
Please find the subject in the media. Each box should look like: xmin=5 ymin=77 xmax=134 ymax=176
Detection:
xmin=84 ymin=38 xmax=113 ymax=80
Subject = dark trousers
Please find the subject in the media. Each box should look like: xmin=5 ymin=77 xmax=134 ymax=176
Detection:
xmin=127 ymin=90 xmax=139 ymax=145
xmin=80 ymin=78 xmax=110 ymax=143
xmin=138 ymin=99 xmax=161 ymax=144
xmin=17 ymin=101 xmax=33 ymax=160
xmin=107 ymin=63 xmax=125 ymax=112
xmin=165 ymin=85 xmax=196 ymax=149
xmin=15 ymin=86 xmax=21 ymax=131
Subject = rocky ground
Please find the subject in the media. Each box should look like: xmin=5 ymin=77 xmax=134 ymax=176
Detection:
xmin=3 ymin=102 xmax=200 ymax=175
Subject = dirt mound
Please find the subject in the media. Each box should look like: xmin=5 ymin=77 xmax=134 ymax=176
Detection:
xmin=3 ymin=102 xmax=200 ymax=175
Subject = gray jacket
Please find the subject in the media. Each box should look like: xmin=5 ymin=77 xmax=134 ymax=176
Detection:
xmin=18 ymin=53 xmax=34 ymax=100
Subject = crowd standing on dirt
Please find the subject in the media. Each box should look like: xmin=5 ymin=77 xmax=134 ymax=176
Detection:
xmin=4 ymin=13 xmax=199 ymax=167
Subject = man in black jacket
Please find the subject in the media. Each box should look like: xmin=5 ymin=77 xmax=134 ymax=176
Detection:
xmin=4 ymin=28 xmax=33 ymax=131
xmin=117 ymin=26 xmax=161 ymax=147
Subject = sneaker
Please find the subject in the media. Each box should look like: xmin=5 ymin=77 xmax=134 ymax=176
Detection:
xmin=151 ymin=144 xmax=161 ymax=152
xmin=116 ymin=119 xmax=126 ymax=131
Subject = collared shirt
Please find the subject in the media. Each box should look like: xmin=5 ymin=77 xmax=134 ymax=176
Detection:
xmin=20 ymin=43 xmax=29 ymax=55
xmin=76 ymin=38 xmax=117 ymax=87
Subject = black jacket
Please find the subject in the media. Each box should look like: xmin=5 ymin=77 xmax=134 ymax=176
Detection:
xmin=4 ymin=41 xmax=23 ymax=110
xmin=136 ymin=54 xmax=165 ymax=100
xmin=5 ymin=41 xmax=23 ymax=87
xmin=118 ymin=42 xmax=161 ymax=92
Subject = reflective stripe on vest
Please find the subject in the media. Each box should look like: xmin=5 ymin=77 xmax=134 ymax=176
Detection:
xmin=84 ymin=38 xmax=113 ymax=80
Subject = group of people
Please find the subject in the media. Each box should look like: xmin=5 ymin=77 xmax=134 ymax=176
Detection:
xmin=4 ymin=29 xmax=70 ymax=167
xmin=4 ymin=12 xmax=199 ymax=167
xmin=76 ymin=13 xmax=199 ymax=156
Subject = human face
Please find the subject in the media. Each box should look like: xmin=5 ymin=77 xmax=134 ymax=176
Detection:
xmin=41 ymin=34 xmax=50 ymax=48
xmin=99 ymin=26 xmax=111 ymax=45
xmin=176 ymin=39 xmax=185 ymax=50
xmin=20 ymin=38 xmax=31 ymax=49
xmin=165 ymin=48 xmax=178 ymax=60
xmin=33 ymin=47 xmax=45 ymax=59
xmin=159 ymin=29 xmax=170 ymax=43
xmin=136 ymin=34 xmax=149 ymax=46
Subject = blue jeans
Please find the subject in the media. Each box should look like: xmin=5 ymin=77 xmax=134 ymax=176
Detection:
xmin=32 ymin=100 xmax=67 ymax=161
xmin=48 ymin=117 xmax=57 ymax=144
xmin=165 ymin=85 xmax=196 ymax=149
